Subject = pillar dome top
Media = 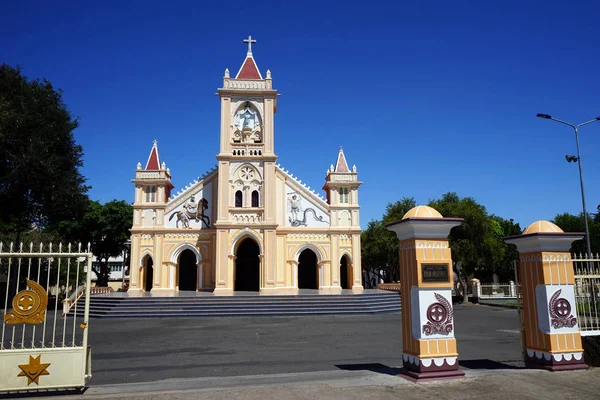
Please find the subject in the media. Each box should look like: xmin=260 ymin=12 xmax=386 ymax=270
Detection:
xmin=523 ymin=220 xmax=564 ymax=235
xmin=403 ymin=205 xmax=443 ymax=219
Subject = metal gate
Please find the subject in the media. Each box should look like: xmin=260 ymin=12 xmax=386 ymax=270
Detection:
xmin=0 ymin=243 xmax=92 ymax=392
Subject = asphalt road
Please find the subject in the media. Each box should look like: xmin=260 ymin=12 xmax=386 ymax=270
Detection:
xmin=87 ymin=304 xmax=523 ymax=385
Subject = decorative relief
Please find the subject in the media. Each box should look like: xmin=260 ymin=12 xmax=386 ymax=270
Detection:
xmin=141 ymin=234 xmax=153 ymax=239
xmin=549 ymin=289 xmax=577 ymax=329
xmin=4 ymin=280 xmax=47 ymax=325
xmin=168 ymin=197 xmax=210 ymax=229
xmin=287 ymin=233 xmax=329 ymax=240
xmin=287 ymin=193 xmax=326 ymax=227
xmin=233 ymin=102 xmax=262 ymax=143
xmin=231 ymin=212 xmax=262 ymax=224
xmin=422 ymin=293 xmax=453 ymax=336
xmin=165 ymin=233 xmax=213 ymax=239
xmin=18 ymin=355 xmax=51 ymax=385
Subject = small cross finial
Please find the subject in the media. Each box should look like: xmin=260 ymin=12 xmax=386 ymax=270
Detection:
xmin=243 ymin=35 xmax=256 ymax=55
xmin=153 ymin=139 xmax=158 ymax=147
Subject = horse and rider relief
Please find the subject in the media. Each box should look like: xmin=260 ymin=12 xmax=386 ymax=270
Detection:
xmin=169 ymin=196 xmax=211 ymax=229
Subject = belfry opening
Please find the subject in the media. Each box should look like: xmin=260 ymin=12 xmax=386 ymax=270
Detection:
xmin=234 ymin=238 xmax=260 ymax=291
xmin=178 ymin=249 xmax=197 ymax=291
xmin=298 ymin=249 xmax=318 ymax=289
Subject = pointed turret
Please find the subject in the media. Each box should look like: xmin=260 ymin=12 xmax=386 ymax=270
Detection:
xmin=235 ymin=35 xmax=262 ymax=79
xmin=145 ymin=140 xmax=161 ymax=170
xmin=334 ymin=147 xmax=350 ymax=173
xmin=323 ymin=147 xmax=362 ymax=208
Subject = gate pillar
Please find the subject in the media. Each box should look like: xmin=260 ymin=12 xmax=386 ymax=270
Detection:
xmin=505 ymin=220 xmax=588 ymax=371
xmin=387 ymin=206 xmax=464 ymax=380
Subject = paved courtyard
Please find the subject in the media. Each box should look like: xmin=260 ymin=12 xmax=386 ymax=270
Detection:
xmin=87 ymin=304 xmax=523 ymax=386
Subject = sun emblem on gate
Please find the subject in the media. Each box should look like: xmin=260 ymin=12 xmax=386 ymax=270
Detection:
xmin=549 ymin=289 xmax=577 ymax=329
xmin=3 ymin=280 xmax=48 ymax=325
xmin=422 ymin=293 xmax=453 ymax=335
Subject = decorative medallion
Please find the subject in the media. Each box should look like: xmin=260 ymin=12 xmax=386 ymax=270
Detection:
xmin=3 ymin=279 xmax=47 ymax=325
xmin=549 ymin=289 xmax=577 ymax=329
xmin=422 ymin=293 xmax=453 ymax=335
xmin=18 ymin=355 xmax=51 ymax=385
xmin=239 ymin=166 xmax=256 ymax=181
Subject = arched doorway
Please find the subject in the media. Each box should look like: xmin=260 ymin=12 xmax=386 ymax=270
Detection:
xmin=178 ymin=249 xmax=198 ymax=291
xmin=340 ymin=255 xmax=351 ymax=289
xmin=298 ymin=249 xmax=318 ymax=289
xmin=235 ymin=238 xmax=260 ymax=291
xmin=143 ymin=255 xmax=153 ymax=292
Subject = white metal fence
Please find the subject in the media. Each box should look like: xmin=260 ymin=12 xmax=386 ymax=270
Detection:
xmin=0 ymin=242 xmax=92 ymax=392
xmin=573 ymin=253 xmax=600 ymax=336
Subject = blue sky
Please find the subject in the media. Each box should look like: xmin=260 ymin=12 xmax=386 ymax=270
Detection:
xmin=2 ymin=1 xmax=600 ymax=228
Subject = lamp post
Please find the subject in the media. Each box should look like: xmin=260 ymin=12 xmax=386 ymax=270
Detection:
xmin=536 ymin=113 xmax=600 ymax=257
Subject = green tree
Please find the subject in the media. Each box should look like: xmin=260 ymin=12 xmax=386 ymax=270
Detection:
xmin=361 ymin=197 xmax=416 ymax=284
xmin=428 ymin=192 xmax=505 ymax=281
xmin=0 ymin=64 xmax=89 ymax=241
xmin=553 ymin=212 xmax=600 ymax=256
xmin=78 ymin=200 xmax=133 ymax=286
xmin=490 ymin=215 xmax=522 ymax=281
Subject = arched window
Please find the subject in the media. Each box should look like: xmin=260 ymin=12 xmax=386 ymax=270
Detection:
xmin=338 ymin=187 xmax=349 ymax=204
xmin=145 ymin=185 xmax=156 ymax=203
xmin=235 ymin=190 xmax=243 ymax=207
xmin=251 ymin=190 xmax=259 ymax=207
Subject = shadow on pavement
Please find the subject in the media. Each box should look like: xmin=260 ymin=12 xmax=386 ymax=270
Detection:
xmin=459 ymin=359 xmax=524 ymax=370
xmin=0 ymin=387 xmax=87 ymax=399
xmin=335 ymin=362 xmax=402 ymax=375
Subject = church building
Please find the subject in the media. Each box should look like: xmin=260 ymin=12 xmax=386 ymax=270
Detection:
xmin=128 ymin=37 xmax=363 ymax=294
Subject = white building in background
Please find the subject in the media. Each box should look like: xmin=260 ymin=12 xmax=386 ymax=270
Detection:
xmin=90 ymin=247 xmax=130 ymax=291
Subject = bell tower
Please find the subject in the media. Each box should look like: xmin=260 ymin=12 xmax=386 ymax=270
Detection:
xmin=214 ymin=36 xmax=279 ymax=292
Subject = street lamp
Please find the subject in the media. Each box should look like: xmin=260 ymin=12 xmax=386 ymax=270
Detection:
xmin=536 ymin=113 xmax=600 ymax=257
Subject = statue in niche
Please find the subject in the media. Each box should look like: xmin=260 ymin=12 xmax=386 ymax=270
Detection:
xmin=287 ymin=193 xmax=325 ymax=227
xmin=233 ymin=102 xmax=261 ymax=143
xmin=169 ymin=196 xmax=210 ymax=229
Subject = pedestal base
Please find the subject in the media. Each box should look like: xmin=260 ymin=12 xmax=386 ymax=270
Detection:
xmin=401 ymin=354 xmax=463 ymax=381
xmin=398 ymin=367 xmax=465 ymax=382
xmin=525 ymin=350 xmax=588 ymax=371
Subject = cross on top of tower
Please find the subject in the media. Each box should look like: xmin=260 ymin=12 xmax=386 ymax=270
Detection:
xmin=244 ymin=35 xmax=256 ymax=55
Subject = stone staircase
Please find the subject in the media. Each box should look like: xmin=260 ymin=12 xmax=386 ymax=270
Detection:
xmin=72 ymin=291 xmax=401 ymax=318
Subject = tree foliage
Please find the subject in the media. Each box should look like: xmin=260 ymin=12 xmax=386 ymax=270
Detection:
xmin=361 ymin=193 xmax=521 ymax=288
xmin=54 ymin=200 xmax=133 ymax=286
xmin=361 ymin=197 xmax=416 ymax=283
xmin=0 ymin=64 xmax=89 ymax=241
xmin=553 ymin=212 xmax=600 ymax=256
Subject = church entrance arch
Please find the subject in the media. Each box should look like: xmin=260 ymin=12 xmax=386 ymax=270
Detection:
xmin=142 ymin=255 xmax=153 ymax=292
xmin=178 ymin=249 xmax=198 ymax=291
xmin=298 ymin=249 xmax=318 ymax=289
xmin=340 ymin=255 xmax=352 ymax=289
xmin=235 ymin=238 xmax=260 ymax=291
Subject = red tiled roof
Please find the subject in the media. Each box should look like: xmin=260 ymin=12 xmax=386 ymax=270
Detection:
xmin=145 ymin=143 xmax=160 ymax=170
xmin=335 ymin=148 xmax=350 ymax=173
xmin=236 ymin=57 xmax=262 ymax=79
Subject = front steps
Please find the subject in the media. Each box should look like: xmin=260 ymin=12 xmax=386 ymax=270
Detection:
xmin=72 ymin=290 xmax=401 ymax=318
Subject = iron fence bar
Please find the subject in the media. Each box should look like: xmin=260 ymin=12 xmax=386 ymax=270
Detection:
xmin=62 ymin=247 xmax=71 ymax=347
xmin=72 ymin=256 xmax=81 ymax=345
xmin=82 ymin=254 xmax=92 ymax=380
xmin=41 ymin=252 xmax=52 ymax=348
xmin=22 ymin=247 xmax=33 ymax=349
xmin=12 ymin=253 xmax=23 ymax=349
xmin=52 ymin=246 xmax=61 ymax=348
xmin=31 ymin=252 xmax=42 ymax=348
xmin=1 ymin=250 xmax=12 ymax=350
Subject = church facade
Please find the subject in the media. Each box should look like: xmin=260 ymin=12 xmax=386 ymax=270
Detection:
xmin=128 ymin=38 xmax=363 ymax=294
